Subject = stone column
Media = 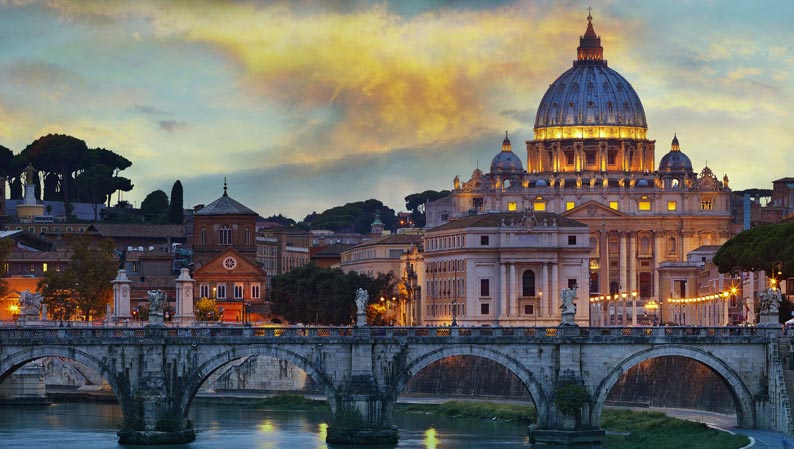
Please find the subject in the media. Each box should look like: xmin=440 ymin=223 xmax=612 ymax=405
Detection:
xmin=174 ymin=268 xmax=195 ymax=325
xmin=542 ymin=263 xmax=549 ymax=318
xmin=112 ymin=270 xmax=132 ymax=323
xmin=499 ymin=264 xmax=507 ymax=320
xmin=509 ymin=263 xmax=517 ymax=318
xmin=599 ymin=231 xmax=609 ymax=299
xmin=619 ymin=233 xmax=627 ymax=293
xmin=653 ymin=232 xmax=663 ymax=300
xmin=551 ymin=263 xmax=559 ymax=318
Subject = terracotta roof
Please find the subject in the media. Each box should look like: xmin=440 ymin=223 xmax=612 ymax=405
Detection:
xmin=88 ymin=224 xmax=185 ymax=238
xmin=311 ymin=243 xmax=355 ymax=257
xmin=350 ymin=233 xmax=422 ymax=249
xmin=430 ymin=212 xmax=586 ymax=231
xmin=194 ymin=194 xmax=258 ymax=216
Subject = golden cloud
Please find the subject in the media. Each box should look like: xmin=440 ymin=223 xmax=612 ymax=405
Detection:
xmin=44 ymin=1 xmax=626 ymax=167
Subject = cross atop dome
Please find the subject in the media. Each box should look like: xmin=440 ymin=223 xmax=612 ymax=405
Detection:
xmin=502 ymin=131 xmax=512 ymax=152
xmin=577 ymin=9 xmax=604 ymax=65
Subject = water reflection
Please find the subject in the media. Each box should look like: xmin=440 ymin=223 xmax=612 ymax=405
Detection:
xmin=424 ymin=427 xmax=438 ymax=449
xmin=0 ymin=402 xmax=531 ymax=448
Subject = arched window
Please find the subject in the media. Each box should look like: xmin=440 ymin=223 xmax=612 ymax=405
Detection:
xmin=522 ymin=270 xmax=536 ymax=297
xmin=219 ymin=225 xmax=231 ymax=245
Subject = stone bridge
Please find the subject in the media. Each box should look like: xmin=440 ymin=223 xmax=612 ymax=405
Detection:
xmin=0 ymin=325 xmax=788 ymax=445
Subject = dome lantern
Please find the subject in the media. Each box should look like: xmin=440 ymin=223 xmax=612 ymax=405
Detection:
xmin=577 ymin=10 xmax=604 ymax=65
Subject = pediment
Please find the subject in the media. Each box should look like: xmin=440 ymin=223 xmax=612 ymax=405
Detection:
xmin=194 ymin=247 xmax=266 ymax=277
xmin=562 ymin=200 xmax=629 ymax=219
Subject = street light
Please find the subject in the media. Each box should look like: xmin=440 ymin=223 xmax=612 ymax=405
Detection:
xmin=772 ymin=261 xmax=783 ymax=289
xmin=645 ymin=300 xmax=659 ymax=326
xmin=730 ymin=267 xmax=743 ymax=325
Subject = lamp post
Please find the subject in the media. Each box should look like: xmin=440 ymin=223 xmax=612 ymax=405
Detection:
xmin=645 ymin=300 xmax=659 ymax=326
xmin=731 ymin=267 xmax=743 ymax=325
xmin=772 ymin=261 xmax=784 ymax=289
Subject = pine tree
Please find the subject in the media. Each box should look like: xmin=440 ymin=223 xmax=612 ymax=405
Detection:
xmin=169 ymin=180 xmax=184 ymax=224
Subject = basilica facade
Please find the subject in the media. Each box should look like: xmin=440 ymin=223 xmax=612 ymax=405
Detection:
xmin=424 ymin=14 xmax=733 ymax=325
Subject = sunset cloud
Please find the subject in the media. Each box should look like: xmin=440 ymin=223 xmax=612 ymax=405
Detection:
xmin=0 ymin=0 xmax=792 ymax=218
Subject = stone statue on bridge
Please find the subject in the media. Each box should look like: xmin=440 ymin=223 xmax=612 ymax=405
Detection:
xmin=560 ymin=286 xmax=577 ymax=325
xmin=18 ymin=290 xmax=43 ymax=318
xmin=355 ymin=288 xmax=369 ymax=326
xmin=758 ymin=287 xmax=782 ymax=327
xmin=759 ymin=287 xmax=782 ymax=314
xmin=147 ymin=290 xmax=165 ymax=314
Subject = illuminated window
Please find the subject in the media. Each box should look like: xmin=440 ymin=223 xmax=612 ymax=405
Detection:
xmin=534 ymin=196 xmax=546 ymax=212
xmin=667 ymin=201 xmax=677 ymax=211
xmin=701 ymin=196 xmax=713 ymax=211
xmin=609 ymin=201 xmax=619 ymax=210
xmin=638 ymin=195 xmax=651 ymax=211
xmin=42 ymin=263 xmax=48 ymax=272
xmin=508 ymin=202 xmax=517 ymax=211
xmin=566 ymin=201 xmax=575 ymax=211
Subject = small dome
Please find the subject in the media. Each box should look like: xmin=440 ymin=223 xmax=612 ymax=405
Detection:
xmin=659 ymin=135 xmax=693 ymax=172
xmin=490 ymin=131 xmax=524 ymax=174
xmin=535 ymin=179 xmax=547 ymax=187
xmin=490 ymin=151 xmax=523 ymax=174
xmin=636 ymin=179 xmax=649 ymax=187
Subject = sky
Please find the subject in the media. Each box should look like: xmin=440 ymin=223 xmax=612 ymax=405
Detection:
xmin=1 ymin=0 xmax=793 ymax=220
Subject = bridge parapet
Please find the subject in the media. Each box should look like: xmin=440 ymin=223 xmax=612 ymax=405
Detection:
xmin=0 ymin=325 xmax=777 ymax=345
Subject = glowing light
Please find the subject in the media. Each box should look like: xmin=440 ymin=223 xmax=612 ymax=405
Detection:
xmin=9 ymin=304 xmax=19 ymax=314
xmin=259 ymin=420 xmax=276 ymax=433
xmin=424 ymin=428 xmax=438 ymax=449
xmin=318 ymin=422 xmax=328 ymax=444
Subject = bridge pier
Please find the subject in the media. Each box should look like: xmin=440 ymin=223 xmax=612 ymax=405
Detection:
xmin=117 ymin=343 xmax=196 ymax=445
xmin=326 ymin=328 xmax=398 ymax=445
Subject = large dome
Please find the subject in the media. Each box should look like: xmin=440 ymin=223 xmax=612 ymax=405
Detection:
xmin=532 ymin=14 xmax=647 ymax=141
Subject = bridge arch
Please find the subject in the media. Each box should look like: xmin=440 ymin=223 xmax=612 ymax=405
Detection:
xmin=0 ymin=346 xmax=131 ymax=417
xmin=591 ymin=345 xmax=755 ymax=428
xmin=178 ymin=345 xmax=337 ymax=418
xmin=391 ymin=346 xmax=548 ymax=425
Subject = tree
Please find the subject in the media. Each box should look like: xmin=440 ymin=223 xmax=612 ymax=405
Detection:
xmin=38 ymin=237 xmax=117 ymax=321
xmin=302 ymin=199 xmax=397 ymax=234
xmin=713 ymin=222 xmax=794 ymax=279
xmin=194 ymin=297 xmax=218 ymax=321
xmin=269 ymin=264 xmax=390 ymax=325
xmin=75 ymin=164 xmax=116 ymax=221
xmin=0 ymin=145 xmax=13 ymax=177
xmin=169 ymin=180 xmax=184 ymax=224
xmin=22 ymin=134 xmax=89 ymax=217
xmin=0 ymin=239 xmax=12 ymax=299
xmin=405 ymin=189 xmax=451 ymax=227
xmin=140 ymin=190 xmax=170 ymax=223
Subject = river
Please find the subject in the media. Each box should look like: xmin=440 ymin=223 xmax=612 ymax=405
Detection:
xmin=0 ymin=401 xmax=532 ymax=448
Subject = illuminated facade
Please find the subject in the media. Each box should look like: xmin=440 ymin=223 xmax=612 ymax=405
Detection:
xmin=426 ymin=14 xmax=733 ymax=324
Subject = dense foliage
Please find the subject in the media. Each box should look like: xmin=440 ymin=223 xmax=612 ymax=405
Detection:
xmin=713 ymin=222 xmax=794 ymax=278
xmin=19 ymin=134 xmax=133 ymax=217
xmin=553 ymin=382 xmax=588 ymax=417
xmin=601 ymin=409 xmax=749 ymax=449
xmin=404 ymin=189 xmax=451 ymax=227
xmin=169 ymin=180 xmax=184 ymax=224
xmin=399 ymin=401 xmax=536 ymax=423
xmin=194 ymin=297 xmax=218 ymax=321
xmin=38 ymin=237 xmax=117 ymax=321
xmin=302 ymin=199 xmax=396 ymax=234
xmin=269 ymin=264 xmax=397 ymax=325
xmin=140 ymin=189 xmax=170 ymax=223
